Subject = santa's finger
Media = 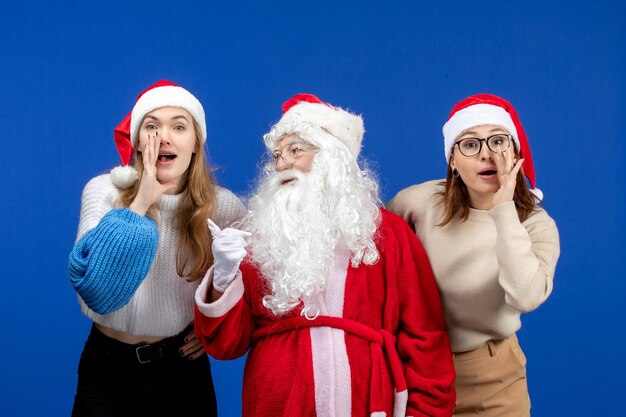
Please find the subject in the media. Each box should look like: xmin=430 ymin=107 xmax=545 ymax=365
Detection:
xmin=207 ymin=218 xmax=222 ymax=237
xmin=217 ymin=230 xmax=253 ymax=246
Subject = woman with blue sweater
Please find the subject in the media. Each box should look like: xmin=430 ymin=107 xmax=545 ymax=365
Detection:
xmin=69 ymin=80 xmax=246 ymax=416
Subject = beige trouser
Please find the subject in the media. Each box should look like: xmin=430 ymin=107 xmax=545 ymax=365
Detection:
xmin=453 ymin=334 xmax=531 ymax=417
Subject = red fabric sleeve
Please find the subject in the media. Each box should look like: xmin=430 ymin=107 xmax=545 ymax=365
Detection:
xmin=382 ymin=210 xmax=456 ymax=416
xmin=194 ymin=263 xmax=257 ymax=361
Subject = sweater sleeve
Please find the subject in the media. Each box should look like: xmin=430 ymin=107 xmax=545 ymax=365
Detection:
xmin=69 ymin=208 xmax=158 ymax=314
xmin=214 ymin=187 xmax=247 ymax=229
xmin=386 ymin=187 xmax=418 ymax=231
xmin=385 ymin=211 xmax=456 ymax=417
xmin=490 ymin=202 xmax=560 ymax=313
xmin=387 ymin=181 xmax=442 ymax=234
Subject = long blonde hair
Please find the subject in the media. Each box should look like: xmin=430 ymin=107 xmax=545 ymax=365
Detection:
xmin=437 ymin=146 xmax=537 ymax=226
xmin=118 ymin=120 xmax=216 ymax=281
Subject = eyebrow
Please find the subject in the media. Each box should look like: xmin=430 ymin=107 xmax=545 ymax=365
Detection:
xmin=459 ymin=127 xmax=508 ymax=137
xmin=272 ymin=139 xmax=308 ymax=152
xmin=143 ymin=115 xmax=190 ymax=122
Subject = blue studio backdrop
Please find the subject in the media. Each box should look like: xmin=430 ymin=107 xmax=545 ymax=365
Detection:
xmin=1 ymin=1 xmax=623 ymax=416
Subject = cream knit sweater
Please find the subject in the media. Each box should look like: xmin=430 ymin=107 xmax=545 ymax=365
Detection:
xmin=387 ymin=180 xmax=560 ymax=353
xmin=74 ymin=174 xmax=246 ymax=337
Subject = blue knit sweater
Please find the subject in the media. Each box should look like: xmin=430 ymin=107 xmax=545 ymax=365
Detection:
xmin=69 ymin=208 xmax=158 ymax=314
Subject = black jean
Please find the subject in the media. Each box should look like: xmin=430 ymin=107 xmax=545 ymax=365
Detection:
xmin=71 ymin=324 xmax=217 ymax=417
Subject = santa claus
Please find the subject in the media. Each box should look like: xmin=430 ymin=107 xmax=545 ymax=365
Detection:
xmin=194 ymin=94 xmax=456 ymax=417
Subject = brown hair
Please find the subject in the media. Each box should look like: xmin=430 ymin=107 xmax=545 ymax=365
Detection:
xmin=117 ymin=120 xmax=216 ymax=281
xmin=437 ymin=146 xmax=538 ymax=226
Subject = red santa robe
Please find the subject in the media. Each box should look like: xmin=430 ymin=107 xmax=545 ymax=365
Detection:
xmin=194 ymin=209 xmax=455 ymax=417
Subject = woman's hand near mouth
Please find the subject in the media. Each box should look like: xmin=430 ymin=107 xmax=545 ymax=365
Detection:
xmin=492 ymin=145 xmax=524 ymax=208
xmin=130 ymin=132 xmax=178 ymax=215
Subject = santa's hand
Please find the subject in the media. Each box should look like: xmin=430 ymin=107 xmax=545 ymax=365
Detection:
xmin=207 ymin=219 xmax=251 ymax=292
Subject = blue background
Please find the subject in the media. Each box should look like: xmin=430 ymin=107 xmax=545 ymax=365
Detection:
xmin=1 ymin=1 xmax=623 ymax=415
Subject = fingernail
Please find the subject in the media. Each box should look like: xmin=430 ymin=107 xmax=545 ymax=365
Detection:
xmin=179 ymin=348 xmax=183 ymax=354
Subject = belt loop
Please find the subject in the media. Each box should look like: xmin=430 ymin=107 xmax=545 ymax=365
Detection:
xmin=487 ymin=340 xmax=497 ymax=357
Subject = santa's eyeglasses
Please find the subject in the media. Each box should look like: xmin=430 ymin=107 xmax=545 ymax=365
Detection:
xmin=263 ymin=142 xmax=318 ymax=172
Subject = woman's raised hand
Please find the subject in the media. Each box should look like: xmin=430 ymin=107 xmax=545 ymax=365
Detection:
xmin=129 ymin=131 xmax=178 ymax=215
xmin=492 ymin=145 xmax=524 ymax=208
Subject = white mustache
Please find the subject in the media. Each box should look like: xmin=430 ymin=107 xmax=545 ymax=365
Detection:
xmin=267 ymin=169 xmax=306 ymax=188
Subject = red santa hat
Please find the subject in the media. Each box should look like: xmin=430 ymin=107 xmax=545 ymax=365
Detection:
xmin=110 ymin=80 xmax=206 ymax=188
xmin=442 ymin=93 xmax=542 ymax=200
xmin=265 ymin=93 xmax=364 ymax=159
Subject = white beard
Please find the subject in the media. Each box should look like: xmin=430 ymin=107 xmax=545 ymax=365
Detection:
xmin=244 ymin=151 xmax=381 ymax=316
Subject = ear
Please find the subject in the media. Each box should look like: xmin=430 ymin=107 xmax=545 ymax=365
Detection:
xmin=449 ymin=155 xmax=456 ymax=170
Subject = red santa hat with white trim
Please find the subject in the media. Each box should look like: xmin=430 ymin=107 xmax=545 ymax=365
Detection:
xmin=442 ymin=93 xmax=543 ymax=201
xmin=110 ymin=80 xmax=206 ymax=188
xmin=265 ymin=93 xmax=364 ymax=159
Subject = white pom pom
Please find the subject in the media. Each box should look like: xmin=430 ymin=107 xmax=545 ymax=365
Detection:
xmin=110 ymin=165 xmax=138 ymax=189
xmin=531 ymin=187 xmax=544 ymax=203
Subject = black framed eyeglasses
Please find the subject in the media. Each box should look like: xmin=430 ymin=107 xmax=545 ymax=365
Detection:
xmin=454 ymin=134 xmax=512 ymax=157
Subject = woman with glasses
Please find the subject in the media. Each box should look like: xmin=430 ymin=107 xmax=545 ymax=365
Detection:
xmin=387 ymin=94 xmax=560 ymax=416
xmin=69 ymin=80 xmax=246 ymax=416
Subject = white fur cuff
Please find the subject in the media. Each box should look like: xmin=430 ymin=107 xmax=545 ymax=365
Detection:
xmin=195 ymin=267 xmax=245 ymax=318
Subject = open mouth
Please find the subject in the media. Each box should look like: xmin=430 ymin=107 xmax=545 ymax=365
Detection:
xmin=479 ymin=169 xmax=497 ymax=176
xmin=157 ymin=153 xmax=177 ymax=162
xmin=281 ymin=177 xmax=297 ymax=185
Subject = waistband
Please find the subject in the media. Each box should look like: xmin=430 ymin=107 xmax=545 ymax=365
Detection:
xmin=453 ymin=333 xmax=518 ymax=361
xmin=87 ymin=323 xmax=192 ymax=364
